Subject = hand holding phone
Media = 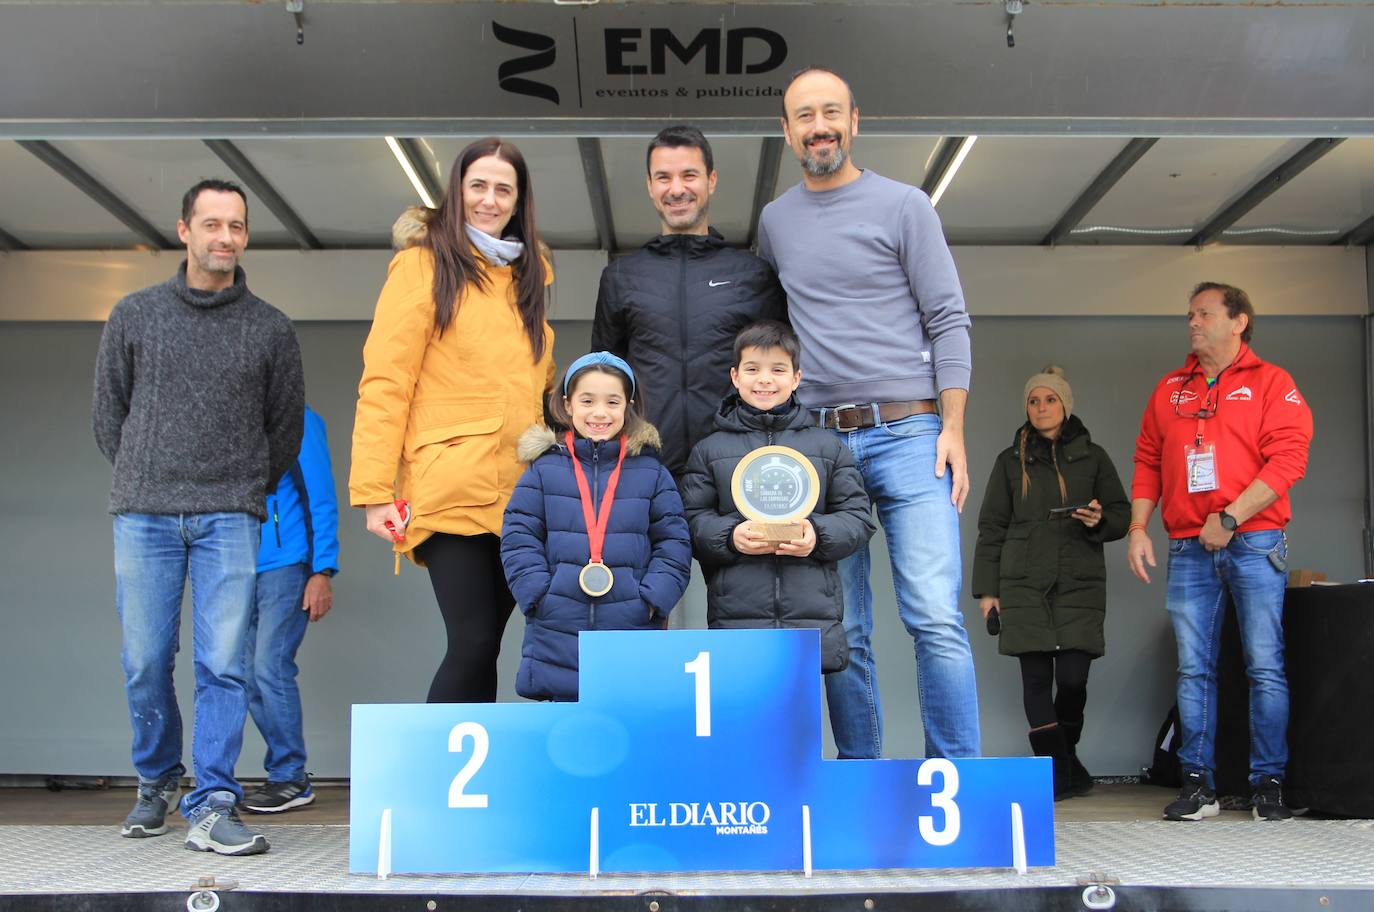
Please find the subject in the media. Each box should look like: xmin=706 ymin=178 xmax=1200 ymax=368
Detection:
xmin=1048 ymin=503 xmax=1091 ymax=520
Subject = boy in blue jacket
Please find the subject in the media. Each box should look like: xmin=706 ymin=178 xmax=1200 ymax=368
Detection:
xmin=240 ymin=404 xmax=339 ymax=813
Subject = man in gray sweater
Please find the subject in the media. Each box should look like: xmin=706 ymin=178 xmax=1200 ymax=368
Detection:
xmin=757 ymin=67 xmax=980 ymax=761
xmin=93 ymin=179 xmax=304 ymax=855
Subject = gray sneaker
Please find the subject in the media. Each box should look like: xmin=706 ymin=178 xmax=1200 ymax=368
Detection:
xmin=121 ymin=776 xmax=180 ymax=838
xmin=185 ymin=795 xmax=270 ymax=856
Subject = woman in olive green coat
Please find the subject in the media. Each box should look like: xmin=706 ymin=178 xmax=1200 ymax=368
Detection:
xmin=972 ymin=366 xmax=1130 ymax=800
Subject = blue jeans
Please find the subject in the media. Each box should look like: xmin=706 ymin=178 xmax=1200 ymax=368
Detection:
xmin=114 ymin=512 xmax=259 ymax=815
xmin=1166 ymin=530 xmax=1289 ymax=786
xmin=243 ymin=563 xmax=311 ymax=783
xmin=823 ymin=413 xmax=981 ymax=759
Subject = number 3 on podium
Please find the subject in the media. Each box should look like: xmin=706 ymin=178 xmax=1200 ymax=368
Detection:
xmin=918 ymin=758 xmax=960 ymax=846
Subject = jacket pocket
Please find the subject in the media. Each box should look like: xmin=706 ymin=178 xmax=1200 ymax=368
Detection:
xmin=408 ymin=400 xmax=506 ymax=514
xmin=1000 ymin=530 xmax=1029 ymax=579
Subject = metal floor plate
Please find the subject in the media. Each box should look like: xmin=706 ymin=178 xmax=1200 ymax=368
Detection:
xmin=2 ymin=820 xmax=1373 ymax=895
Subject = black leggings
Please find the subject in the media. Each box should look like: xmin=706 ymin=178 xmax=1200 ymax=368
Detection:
xmin=1017 ymin=649 xmax=1093 ymax=730
xmin=417 ymin=532 xmax=515 ymax=703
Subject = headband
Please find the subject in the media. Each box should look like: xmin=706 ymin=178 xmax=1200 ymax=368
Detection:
xmin=563 ymin=351 xmax=637 ymax=398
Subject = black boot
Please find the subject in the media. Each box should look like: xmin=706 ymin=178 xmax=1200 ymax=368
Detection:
xmin=1028 ymin=726 xmax=1073 ymax=801
xmin=1060 ymin=720 xmax=1094 ymax=796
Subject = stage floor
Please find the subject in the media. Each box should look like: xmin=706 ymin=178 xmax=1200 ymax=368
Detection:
xmin=3 ymin=785 xmax=1374 ymax=903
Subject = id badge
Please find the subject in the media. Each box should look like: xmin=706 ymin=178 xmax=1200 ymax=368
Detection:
xmin=1185 ymin=443 xmax=1219 ymax=493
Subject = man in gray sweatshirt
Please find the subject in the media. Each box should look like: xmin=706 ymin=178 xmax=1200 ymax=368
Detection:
xmin=93 ymin=179 xmax=304 ymax=855
xmin=757 ymin=67 xmax=980 ymax=761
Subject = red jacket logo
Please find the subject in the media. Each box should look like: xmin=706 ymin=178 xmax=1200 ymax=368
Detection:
xmin=1285 ymin=389 xmax=1302 ymax=405
xmin=1169 ymin=388 xmax=1199 ymax=405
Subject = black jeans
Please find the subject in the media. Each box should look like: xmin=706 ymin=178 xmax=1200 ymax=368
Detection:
xmin=417 ymin=532 xmax=515 ymax=703
xmin=1018 ymin=649 xmax=1093 ymax=730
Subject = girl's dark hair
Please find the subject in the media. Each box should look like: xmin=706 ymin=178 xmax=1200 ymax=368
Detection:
xmin=548 ymin=363 xmax=650 ymax=442
xmin=426 ymin=138 xmax=548 ymax=360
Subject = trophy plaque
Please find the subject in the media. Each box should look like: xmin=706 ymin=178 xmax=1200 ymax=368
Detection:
xmin=730 ymin=445 xmax=821 ymax=543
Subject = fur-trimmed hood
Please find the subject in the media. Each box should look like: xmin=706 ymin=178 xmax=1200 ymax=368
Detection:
xmin=516 ymin=423 xmax=663 ymax=465
xmin=392 ymin=205 xmax=432 ymax=251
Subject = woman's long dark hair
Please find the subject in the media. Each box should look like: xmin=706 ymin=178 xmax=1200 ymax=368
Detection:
xmin=426 ymin=138 xmax=548 ymax=360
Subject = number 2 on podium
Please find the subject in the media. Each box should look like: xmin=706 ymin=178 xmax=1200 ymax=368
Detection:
xmin=448 ymin=722 xmax=490 ymax=808
xmin=684 ymin=651 xmax=710 ymax=737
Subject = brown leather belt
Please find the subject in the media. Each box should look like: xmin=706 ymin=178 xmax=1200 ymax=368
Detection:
xmin=814 ymin=399 xmax=938 ymax=431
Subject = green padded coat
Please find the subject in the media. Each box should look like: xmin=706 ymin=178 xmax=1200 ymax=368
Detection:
xmin=971 ymin=415 xmax=1130 ymax=657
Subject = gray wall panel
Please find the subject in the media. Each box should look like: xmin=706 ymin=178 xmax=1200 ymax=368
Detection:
xmin=0 ymin=316 xmax=1363 ymax=780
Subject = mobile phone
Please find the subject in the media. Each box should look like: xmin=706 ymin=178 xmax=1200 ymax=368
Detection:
xmin=1049 ymin=504 xmax=1091 ymax=520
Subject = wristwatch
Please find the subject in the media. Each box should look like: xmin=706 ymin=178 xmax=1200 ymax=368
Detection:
xmin=1219 ymin=510 xmax=1239 ymax=532
xmin=318 ymin=568 xmax=336 ymax=578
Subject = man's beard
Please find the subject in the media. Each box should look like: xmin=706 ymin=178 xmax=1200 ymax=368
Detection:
xmin=661 ymin=195 xmax=706 ymax=230
xmin=196 ymin=249 xmax=238 ymax=274
xmin=801 ymin=134 xmax=847 ymax=177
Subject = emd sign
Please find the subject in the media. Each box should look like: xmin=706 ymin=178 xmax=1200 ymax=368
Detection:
xmin=605 ymin=27 xmax=788 ymax=76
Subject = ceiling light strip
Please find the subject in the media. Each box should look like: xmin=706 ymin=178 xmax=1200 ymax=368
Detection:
xmin=929 ymin=136 xmax=977 ymax=207
xmin=386 ymin=136 xmax=437 ymax=209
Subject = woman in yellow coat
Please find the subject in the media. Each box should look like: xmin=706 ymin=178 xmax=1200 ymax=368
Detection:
xmin=350 ymin=138 xmax=555 ymax=703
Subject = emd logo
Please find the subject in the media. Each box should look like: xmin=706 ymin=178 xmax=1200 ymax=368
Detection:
xmin=606 ymin=27 xmax=787 ymax=75
xmin=493 ymin=21 xmax=559 ymax=105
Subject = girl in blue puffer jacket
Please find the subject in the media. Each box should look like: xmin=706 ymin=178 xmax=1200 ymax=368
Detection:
xmin=501 ymin=352 xmax=692 ymax=701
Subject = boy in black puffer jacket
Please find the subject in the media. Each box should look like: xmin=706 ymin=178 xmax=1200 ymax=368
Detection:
xmin=679 ymin=321 xmax=875 ymax=673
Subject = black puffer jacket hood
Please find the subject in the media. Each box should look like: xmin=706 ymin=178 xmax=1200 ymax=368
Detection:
xmin=679 ymin=393 xmax=876 ymax=673
xmin=591 ymin=228 xmax=785 ymax=476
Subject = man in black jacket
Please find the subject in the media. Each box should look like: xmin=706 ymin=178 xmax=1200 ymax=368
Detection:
xmin=591 ymin=124 xmax=786 ymax=478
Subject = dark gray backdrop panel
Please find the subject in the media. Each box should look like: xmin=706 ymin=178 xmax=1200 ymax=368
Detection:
xmin=0 ymin=316 xmax=1362 ymax=779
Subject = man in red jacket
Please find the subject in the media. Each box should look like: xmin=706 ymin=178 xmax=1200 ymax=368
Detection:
xmin=1128 ymin=282 xmax=1312 ymax=824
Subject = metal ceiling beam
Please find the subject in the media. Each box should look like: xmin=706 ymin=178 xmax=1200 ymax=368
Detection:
xmin=1334 ymin=213 xmax=1374 ymax=248
xmin=0 ymin=225 xmax=26 ymax=252
xmin=390 ymin=137 xmax=444 ymax=209
xmin=578 ymin=138 xmax=617 ymax=253
xmin=1042 ymin=138 xmax=1158 ymax=247
xmin=16 ymin=140 xmax=174 ymax=250
xmin=203 ymin=139 xmax=322 ymax=251
xmin=920 ymin=136 xmax=970 ymax=199
xmin=1185 ymin=138 xmax=1344 ymax=248
xmin=748 ymin=137 xmax=784 ymax=249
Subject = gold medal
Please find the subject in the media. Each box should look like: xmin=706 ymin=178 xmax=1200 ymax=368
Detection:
xmin=579 ymin=561 xmax=614 ymax=597
xmin=567 ymin=431 xmax=628 ymax=600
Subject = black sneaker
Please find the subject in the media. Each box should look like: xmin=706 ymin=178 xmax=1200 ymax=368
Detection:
xmin=1251 ymin=775 xmax=1294 ymax=821
xmin=241 ymin=778 xmax=315 ymax=814
xmin=1163 ymin=770 xmax=1219 ymax=821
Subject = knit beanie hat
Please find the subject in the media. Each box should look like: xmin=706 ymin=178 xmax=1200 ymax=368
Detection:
xmin=1024 ymin=365 xmax=1073 ymax=418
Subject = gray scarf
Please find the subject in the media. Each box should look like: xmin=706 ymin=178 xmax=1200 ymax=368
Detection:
xmin=465 ymin=224 xmax=525 ymax=267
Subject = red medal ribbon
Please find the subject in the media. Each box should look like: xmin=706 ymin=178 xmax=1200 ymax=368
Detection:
xmin=566 ymin=431 xmax=628 ymax=564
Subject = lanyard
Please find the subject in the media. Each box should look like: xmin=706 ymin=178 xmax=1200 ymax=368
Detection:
xmin=566 ymin=431 xmax=628 ymax=564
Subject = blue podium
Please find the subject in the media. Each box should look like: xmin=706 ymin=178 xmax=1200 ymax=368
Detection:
xmin=350 ymin=629 xmax=1054 ymax=874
